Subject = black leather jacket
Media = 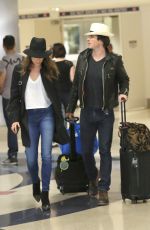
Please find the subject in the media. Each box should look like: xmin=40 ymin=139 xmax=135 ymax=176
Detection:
xmin=67 ymin=49 xmax=129 ymax=113
xmin=7 ymin=64 xmax=69 ymax=147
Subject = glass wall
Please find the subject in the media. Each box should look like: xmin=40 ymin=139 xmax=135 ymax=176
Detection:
xmin=62 ymin=16 xmax=120 ymax=64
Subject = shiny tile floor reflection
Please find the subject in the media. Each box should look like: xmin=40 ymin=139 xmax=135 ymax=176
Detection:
xmin=0 ymin=108 xmax=150 ymax=230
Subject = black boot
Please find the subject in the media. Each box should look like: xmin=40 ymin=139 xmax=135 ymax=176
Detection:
xmin=33 ymin=179 xmax=41 ymax=202
xmin=41 ymin=191 xmax=50 ymax=211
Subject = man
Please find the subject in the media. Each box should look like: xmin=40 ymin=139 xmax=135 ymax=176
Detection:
xmin=66 ymin=23 xmax=129 ymax=205
xmin=1 ymin=35 xmax=23 ymax=165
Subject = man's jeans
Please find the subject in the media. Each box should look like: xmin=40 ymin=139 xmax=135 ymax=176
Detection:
xmin=80 ymin=108 xmax=114 ymax=191
xmin=25 ymin=105 xmax=54 ymax=192
xmin=2 ymin=98 xmax=18 ymax=158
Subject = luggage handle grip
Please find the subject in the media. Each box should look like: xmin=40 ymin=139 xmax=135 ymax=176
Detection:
xmin=120 ymin=99 xmax=127 ymax=126
xmin=65 ymin=117 xmax=79 ymax=123
xmin=65 ymin=117 xmax=79 ymax=159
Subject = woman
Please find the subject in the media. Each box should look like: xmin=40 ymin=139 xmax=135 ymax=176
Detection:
xmin=8 ymin=37 xmax=69 ymax=211
xmin=52 ymin=43 xmax=75 ymax=112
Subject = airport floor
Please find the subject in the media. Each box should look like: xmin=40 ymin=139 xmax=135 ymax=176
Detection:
xmin=0 ymin=108 xmax=150 ymax=230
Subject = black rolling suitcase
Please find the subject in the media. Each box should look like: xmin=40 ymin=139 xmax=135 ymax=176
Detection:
xmin=55 ymin=117 xmax=89 ymax=194
xmin=119 ymin=101 xmax=150 ymax=203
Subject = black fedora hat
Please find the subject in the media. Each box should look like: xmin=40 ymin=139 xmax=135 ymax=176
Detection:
xmin=23 ymin=37 xmax=51 ymax=58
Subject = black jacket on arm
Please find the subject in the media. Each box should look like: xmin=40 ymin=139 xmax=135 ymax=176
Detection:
xmin=7 ymin=64 xmax=69 ymax=147
xmin=67 ymin=49 xmax=129 ymax=113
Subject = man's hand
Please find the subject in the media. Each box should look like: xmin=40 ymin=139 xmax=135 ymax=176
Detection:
xmin=65 ymin=112 xmax=74 ymax=120
xmin=11 ymin=122 xmax=20 ymax=134
xmin=118 ymin=94 xmax=128 ymax=102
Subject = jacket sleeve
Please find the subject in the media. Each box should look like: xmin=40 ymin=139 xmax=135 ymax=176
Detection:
xmin=116 ymin=56 xmax=129 ymax=96
xmin=7 ymin=65 xmax=22 ymax=124
xmin=66 ymin=55 xmax=81 ymax=113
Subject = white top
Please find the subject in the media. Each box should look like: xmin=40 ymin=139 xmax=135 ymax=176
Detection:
xmin=25 ymin=74 xmax=51 ymax=109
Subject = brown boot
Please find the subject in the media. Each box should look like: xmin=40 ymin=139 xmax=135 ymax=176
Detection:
xmin=98 ymin=190 xmax=109 ymax=206
xmin=88 ymin=180 xmax=98 ymax=197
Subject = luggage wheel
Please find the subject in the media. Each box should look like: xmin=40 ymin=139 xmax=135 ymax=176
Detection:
xmin=60 ymin=190 xmax=65 ymax=195
xmin=60 ymin=186 xmax=65 ymax=195
xmin=131 ymin=199 xmax=137 ymax=204
xmin=122 ymin=195 xmax=126 ymax=202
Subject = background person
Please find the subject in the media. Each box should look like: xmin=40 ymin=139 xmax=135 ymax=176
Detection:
xmin=66 ymin=23 xmax=129 ymax=206
xmin=1 ymin=35 xmax=23 ymax=165
xmin=52 ymin=43 xmax=75 ymax=112
xmin=0 ymin=61 xmax=6 ymax=94
xmin=7 ymin=37 xmax=69 ymax=211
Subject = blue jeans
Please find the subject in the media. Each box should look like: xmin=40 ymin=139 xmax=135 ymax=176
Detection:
xmin=25 ymin=105 xmax=54 ymax=192
xmin=2 ymin=98 xmax=18 ymax=158
xmin=80 ymin=108 xmax=114 ymax=191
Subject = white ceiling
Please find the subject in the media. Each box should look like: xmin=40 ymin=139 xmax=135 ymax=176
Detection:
xmin=18 ymin=0 xmax=150 ymax=14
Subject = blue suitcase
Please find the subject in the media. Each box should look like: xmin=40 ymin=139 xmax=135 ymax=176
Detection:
xmin=59 ymin=122 xmax=98 ymax=155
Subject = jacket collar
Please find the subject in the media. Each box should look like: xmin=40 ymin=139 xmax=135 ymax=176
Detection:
xmin=82 ymin=48 xmax=113 ymax=61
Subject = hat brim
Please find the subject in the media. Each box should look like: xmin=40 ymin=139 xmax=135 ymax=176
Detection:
xmin=84 ymin=31 xmax=114 ymax=37
xmin=23 ymin=49 xmax=52 ymax=58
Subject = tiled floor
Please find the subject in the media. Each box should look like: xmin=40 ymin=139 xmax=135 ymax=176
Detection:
xmin=0 ymin=108 xmax=150 ymax=229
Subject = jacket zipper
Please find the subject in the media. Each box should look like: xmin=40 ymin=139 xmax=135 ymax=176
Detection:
xmin=102 ymin=61 xmax=106 ymax=110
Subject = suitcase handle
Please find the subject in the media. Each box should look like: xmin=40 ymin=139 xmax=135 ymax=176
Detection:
xmin=120 ymin=99 xmax=127 ymax=127
xmin=120 ymin=99 xmax=128 ymax=150
xmin=65 ymin=117 xmax=79 ymax=123
xmin=65 ymin=117 xmax=79 ymax=160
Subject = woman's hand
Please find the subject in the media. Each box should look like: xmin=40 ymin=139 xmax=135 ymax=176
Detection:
xmin=11 ymin=122 xmax=20 ymax=134
xmin=118 ymin=94 xmax=128 ymax=102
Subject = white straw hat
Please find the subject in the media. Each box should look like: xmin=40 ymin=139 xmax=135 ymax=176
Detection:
xmin=85 ymin=23 xmax=114 ymax=37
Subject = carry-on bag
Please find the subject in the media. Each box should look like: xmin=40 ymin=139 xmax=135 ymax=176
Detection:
xmin=119 ymin=100 xmax=150 ymax=203
xmin=55 ymin=117 xmax=89 ymax=194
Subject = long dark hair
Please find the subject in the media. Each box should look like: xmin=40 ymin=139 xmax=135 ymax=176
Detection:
xmin=97 ymin=35 xmax=110 ymax=53
xmin=21 ymin=56 xmax=59 ymax=81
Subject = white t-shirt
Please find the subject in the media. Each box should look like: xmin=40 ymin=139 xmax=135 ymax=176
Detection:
xmin=25 ymin=74 xmax=51 ymax=109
